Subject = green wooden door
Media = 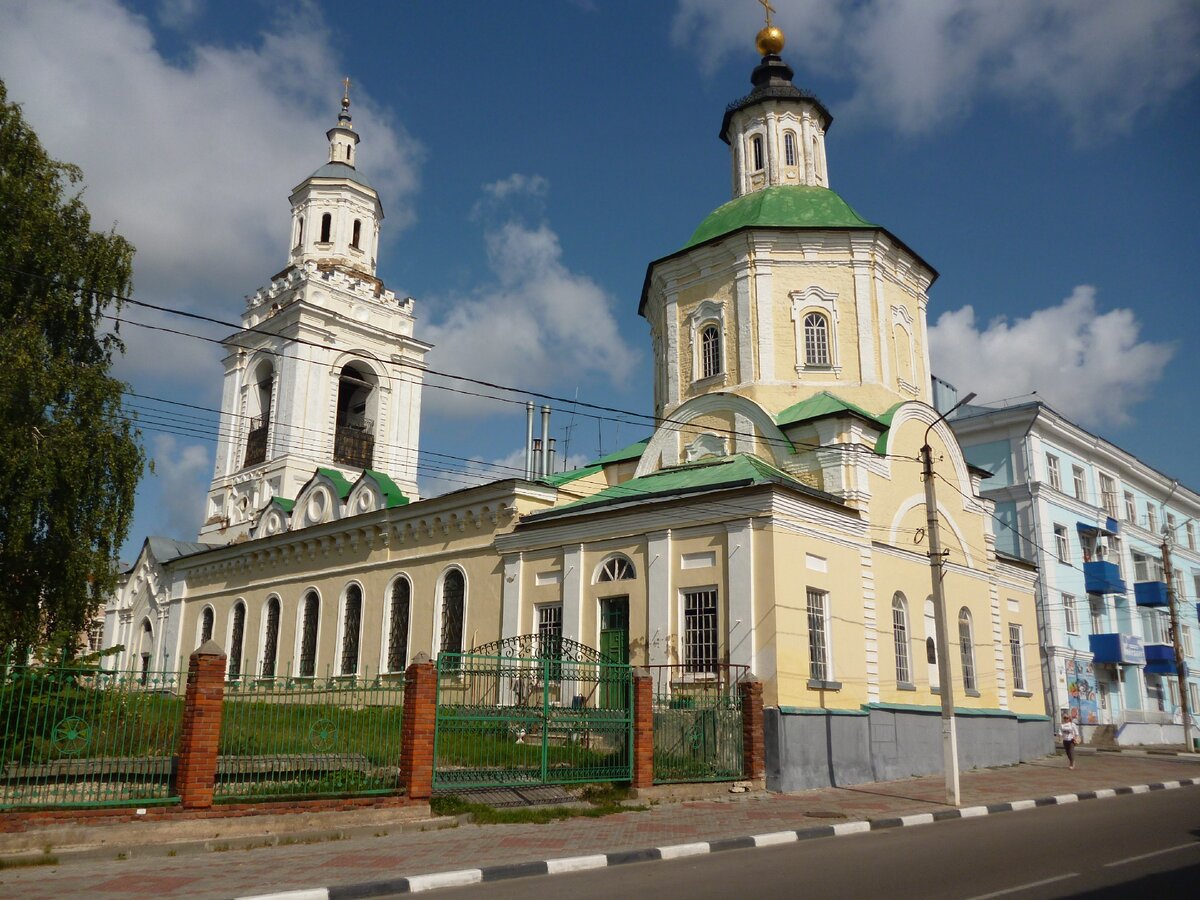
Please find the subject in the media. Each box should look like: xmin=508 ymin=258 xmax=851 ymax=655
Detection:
xmin=600 ymin=598 xmax=629 ymax=708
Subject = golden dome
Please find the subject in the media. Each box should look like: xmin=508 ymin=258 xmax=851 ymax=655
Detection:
xmin=755 ymin=25 xmax=785 ymax=56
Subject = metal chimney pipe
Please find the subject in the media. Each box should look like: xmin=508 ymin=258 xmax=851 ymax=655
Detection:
xmin=531 ymin=439 xmax=543 ymax=478
xmin=540 ymin=405 xmax=551 ymax=479
xmin=547 ymin=438 xmax=557 ymax=476
xmin=524 ymin=402 xmax=534 ymax=480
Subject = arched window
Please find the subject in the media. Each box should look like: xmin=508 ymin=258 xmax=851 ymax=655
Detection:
xmin=296 ymin=216 xmax=304 ymax=248
xmin=351 ymin=219 xmax=362 ymax=250
xmin=320 ymin=212 xmax=332 ymax=243
xmin=261 ymin=597 xmax=280 ymax=678
xmin=597 ymin=555 xmax=636 ymax=582
xmin=924 ymin=598 xmax=938 ymax=690
xmin=892 ymin=593 xmax=911 ymax=685
xmin=244 ymin=359 xmax=274 ymax=468
xmin=803 ymin=312 xmax=830 ymax=367
xmin=340 ymin=584 xmax=362 ymax=676
xmin=439 ymin=569 xmax=466 ymax=660
xmin=751 ymin=135 xmax=764 ymax=171
xmin=334 ymin=363 xmax=375 ymax=468
xmin=387 ymin=577 xmax=411 ymax=672
xmin=228 ymin=602 xmax=246 ymax=680
xmin=139 ymin=619 xmax=153 ymax=685
xmin=345 ymin=144 xmax=352 ymax=161
xmin=299 ymin=591 xmax=319 ymax=677
xmin=199 ymin=607 xmax=214 ymax=647
xmin=784 ymin=131 xmax=797 ymax=167
xmin=958 ymin=607 xmax=976 ymax=692
xmin=700 ymin=324 xmax=721 ymax=379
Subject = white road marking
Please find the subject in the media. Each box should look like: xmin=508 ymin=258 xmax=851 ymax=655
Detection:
xmin=752 ymin=831 xmax=798 ymax=846
xmin=1008 ymin=800 xmax=1036 ymax=811
xmin=899 ymin=813 xmax=934 ymax=826
xmin=1129 ymin=784 xmax=1150 ymax=794
xmin=1104 ymin=842 xmax=1200 ymax=868
xmin=958 ymin=806 xmax=989 ymax=818
xmin=657 ymin=842 xmax=710 ymax=860
xmin=1162 ymin=780 xmax=1180 ymax=789
xmin=406 ymin=869 xmax=483 ymax=892
xmin=1053 ymin=794 xmax=1078 ymax=804
xmin=545 ymin=854 xmax=609 ymax=874
xmin=1094 ymin=788 xmax=1116 ymax=798
xmin=964 ymin=873 xmax=1079 ymax=899
xmin=238 ymin=891 xmax=329 ymax=900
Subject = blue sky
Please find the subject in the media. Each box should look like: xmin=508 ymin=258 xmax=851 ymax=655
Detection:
xmin=2 ymin=0 xmax=1198 ymax=557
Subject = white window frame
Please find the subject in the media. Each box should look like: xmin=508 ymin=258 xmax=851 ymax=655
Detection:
xmin=1090 ymin=597 xmax=1105 ymax=635
xmin=699 ymin=323 xmax=722 ymax=380
xmin=892 ymin=593 xmax=911 ymax=686
xmin=335 ymin=581 xmax=364 ymax=678
xmin=1008 ymin=623 xmax=1026 ymax=692
xmin=1053 ymin=524 xmax=1070 ymax=563
xmin=382 ymin=574 xmax=413 ymax=674
xmin=1099 ymin=473 xmax=1118 ymax=519
xmin=751 ymin=134 xmax=764 ymax=171
xmin=958 ymin=608 xmax=977 ymax=692
xmin=685 ymin=300 xmax=727 ymax=386
xmin=783 ymin=130 xmax=797 ymax=167
xmin=1063 ymin=593 xmax=1078 ymax=635
xmin=807 ymin=588 xmax=833 ymax=683
xmin=535 ymin=602 xmax=564 ymax=670
xmin=595 ymin=554 xmax=636 ymax=583
xmin=1187 ymin=521 xmax=1196 ymax=551
xmin=1147 ymin=505 xmax=1158 ymax=534
xmin=1182 ymin=623 xmax=1194 ymax=659
xmin=1124 ymin=491 xmax=1136 ymax=523
xmin=1071 ymin=464 xmax=1086 ymax=501
xmin=1046 ymin=454 xmax=1061 ymax=491
xmin=790 ymin=287 xmax=840 ymax=376
xmin=681 ymin=588 xmax=719 ymax=676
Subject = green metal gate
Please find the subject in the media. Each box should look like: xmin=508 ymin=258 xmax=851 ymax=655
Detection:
xmin=651 ymin=664 xmax=746 ymax=783
xmin=432 ymin=636 xmax=632 ymax=791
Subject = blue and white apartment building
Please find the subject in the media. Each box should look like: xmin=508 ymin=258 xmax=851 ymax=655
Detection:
xmin=944 ymin=384 xmax=1200 ymax=747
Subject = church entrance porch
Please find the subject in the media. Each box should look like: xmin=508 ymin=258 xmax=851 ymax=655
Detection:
xmin=431 ymin=636 xmax=633 ymax=791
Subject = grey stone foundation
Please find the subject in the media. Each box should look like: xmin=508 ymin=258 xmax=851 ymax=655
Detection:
xmin=764 ymin=703 xmax=1054 ymax=793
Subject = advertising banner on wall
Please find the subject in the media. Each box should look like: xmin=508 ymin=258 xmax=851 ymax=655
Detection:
xmin=1068 ymin=658 xmax=1099 ymax=725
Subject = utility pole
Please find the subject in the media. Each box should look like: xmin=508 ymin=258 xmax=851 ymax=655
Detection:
xmin=1160 ymin=534 xmax=1193 ymax=751
xmin=921 ymin=391 xmax=975 ymax=807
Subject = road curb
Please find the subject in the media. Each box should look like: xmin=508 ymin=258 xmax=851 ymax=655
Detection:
xmin=235 ymin=778 xmax=1200 ymax=899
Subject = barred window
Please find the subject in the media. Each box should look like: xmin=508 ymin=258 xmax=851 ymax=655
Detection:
xmin=892 ymin=593 xmax=910 ymax=685
xmin=537 ymin=604 xmax=564 ymax=680
xmin=340 ymin=585 xmax=362 ymax=676
xmin=803 ymin=313 xmax=830 ymax=367
xmin=807 ymin=588 xmax=830 ymax=682
xmin=597 ymin=556 xmax=635 ymax=582
xmin=683 ymin=589 xmax=718 ymax=674
xmin=229 ymin=602 xmax=245 ymax=680
xmin=958 ymin=608 xmax=976 ymax=692
xmin=387 ymin=578 xmax=411 ymax=672
xmin=299 ymin=591 xmax=319 ymax=677
xmin=199 ymin=607 xmax=214 ymax=646
xmin=261 ymin=597 xmax=280 ymax=678
xmin=700 ymin=324 xmax=721 ymax=379
xmin=1009 ymin=623 xmax=1025 ymax=692
xmin=440 ymin=569 xmax=466 ymax=659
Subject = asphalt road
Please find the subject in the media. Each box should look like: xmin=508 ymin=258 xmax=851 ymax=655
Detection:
xmin=420 ymin=787 xmax=1200 ymax=899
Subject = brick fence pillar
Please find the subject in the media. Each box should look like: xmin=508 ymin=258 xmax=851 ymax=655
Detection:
xmin=400 ymin=653 xmax=438 ymax=800
xmin=631 ymin=668 xmax=654 ymax=788
xmin=175 ymin=640 xmax=227 ymax=809
xmin=739 ymin=676 xmax=764 ymax=786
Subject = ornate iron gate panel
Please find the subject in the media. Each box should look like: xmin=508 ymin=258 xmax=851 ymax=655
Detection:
xmin=432 ymin=636 xmax=632 ymax=791
xmin=650 ymin=664 xmax=746 ymax=783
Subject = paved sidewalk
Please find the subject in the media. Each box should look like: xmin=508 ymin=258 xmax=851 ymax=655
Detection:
xmin=2 ymin=752 xmax=1199 ymax=900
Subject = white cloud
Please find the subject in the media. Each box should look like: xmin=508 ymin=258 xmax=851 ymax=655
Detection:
xmin=0 ymin=0 xmax=422 ymax=382
xmin=928 ymin=286 xmax=1174 ymax=426
xmin=672 ymin=0 xmax=1200 ymax=139
xmin=483 ymin=173 xmax=549 ymax=201
xmin=157 ymin=0 xmax=203 ymax=31
xmin=423 ymin=181 xmax=640 ymax=418
xmin=148 ymin=435 xmax=212 ymax=538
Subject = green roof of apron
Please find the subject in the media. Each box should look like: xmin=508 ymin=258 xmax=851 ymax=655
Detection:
xmin=686 ymin=185 xmax=876 ymax=249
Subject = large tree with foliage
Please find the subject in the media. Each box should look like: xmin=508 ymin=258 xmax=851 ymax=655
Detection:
xmin=0 ymin=80 xmax=145 ymax=653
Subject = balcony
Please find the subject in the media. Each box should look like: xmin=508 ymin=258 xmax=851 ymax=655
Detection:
xmin=1134 ymin=581 xmax=1169 ymax=608
xmin=333 ymin=417 xmax=374 ymax=469
xmin=242 ymin=415 xmax=269 ymax=468
xmin=1143 ymin=642 xmax=1177 ymax=676
xmin=1089 ymin=633 xmax=1145 ymax=666
xmin=1084 ymin=561 xmax=1126 ymax=595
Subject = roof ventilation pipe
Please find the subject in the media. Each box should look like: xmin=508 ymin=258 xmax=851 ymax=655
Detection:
xmin=547 ymin=438 xmax=557 ymax=476
xmin=540 ymin=406 xmax=551 ymax=480
xmin=524 ymin=402 xmax=535 ymax=480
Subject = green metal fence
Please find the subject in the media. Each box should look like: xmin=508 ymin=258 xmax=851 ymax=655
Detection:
xmin=0 ymin=660 xmax=186 ymax=809
xmin=433 ymin=636 xmax=632 ymax=791
xmin=215 ymin=670 xmax=404 ymax=801
xmin=651 ymin=664 xmax=745 ymax=783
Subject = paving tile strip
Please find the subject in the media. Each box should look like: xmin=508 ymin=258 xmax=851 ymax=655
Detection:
xmin=237 ymin=778 xmax=1200 ymax=899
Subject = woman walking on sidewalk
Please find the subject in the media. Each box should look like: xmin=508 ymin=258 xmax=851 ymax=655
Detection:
xmin=1061 ymin=713 xmax=1081 ymax=770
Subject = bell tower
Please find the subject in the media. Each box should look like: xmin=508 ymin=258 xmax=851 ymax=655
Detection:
xmin=200 ymin=82 xmax=432 ymax=544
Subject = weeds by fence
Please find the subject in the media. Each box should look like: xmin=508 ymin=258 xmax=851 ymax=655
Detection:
xmin=0 ymin=660 xmax=186 ymax=809
xmin=215 ymin=671 xmax=404 ymax=801
xmin=650 ymin=664 xmax=746 ymax=783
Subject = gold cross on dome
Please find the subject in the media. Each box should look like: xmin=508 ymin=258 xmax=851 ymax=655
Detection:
xmin=342 ymin=76 xmax=352 ymax=105
xmin=758 ymin=0 xmax=775 ymax=27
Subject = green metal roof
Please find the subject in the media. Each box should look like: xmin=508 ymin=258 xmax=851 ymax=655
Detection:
xmin=360 ymin=469 xmax=410 ymax=507
xmin=872 ymin=402 xmax=906 ymax=455
xmin=685 ymin=185 xmax=875 ymax=249
xmin=595 ymin=438 xmax=650 ymax=466
xmin=542 ymin=463 xmax=603 ymax=488
xmin=315 ymin=467 xmax=354 ymax=499
xmin=527 ymin=453 xmax=834 ymax=520
xmin=270 ymin=497 xmax=295 ymax=513
xmin=775 ymin=391 xmax=889 ymax=430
